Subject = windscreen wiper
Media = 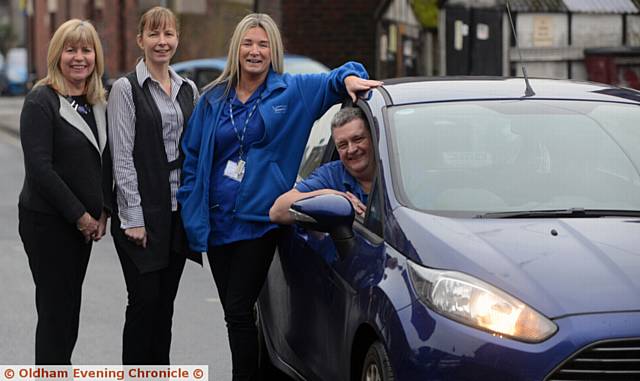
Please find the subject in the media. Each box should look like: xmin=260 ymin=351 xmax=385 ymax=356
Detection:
xmin=474 ymin=208 xmax=640 ymax=219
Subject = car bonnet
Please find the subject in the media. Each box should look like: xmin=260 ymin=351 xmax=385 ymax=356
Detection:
xmin=394 ymin=207 xmax=640 ymax=319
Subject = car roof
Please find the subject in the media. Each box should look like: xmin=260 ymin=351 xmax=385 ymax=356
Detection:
xmin=171 ymin=57 xmax=227 ymax=71
xmin=283 ymin=54 xmax=318 ymax=62
xmin=377 ymin=77 xmax=640 ymax=106
xmin=170 ymin=54 xmax=326 ymax=71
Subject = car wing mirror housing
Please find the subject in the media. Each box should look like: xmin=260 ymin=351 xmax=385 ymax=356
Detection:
xmin=290 ymin=194 xmax=355 ymax=258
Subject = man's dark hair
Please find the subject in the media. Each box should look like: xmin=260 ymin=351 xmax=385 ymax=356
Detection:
xmin=331 ymin=107 xmax=366 ymax=130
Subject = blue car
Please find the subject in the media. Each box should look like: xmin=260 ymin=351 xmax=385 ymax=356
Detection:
xmin=257 ymin=78 xmax=640 ymax=381
xmin=171 ymin=54 xmax=329 ymax=91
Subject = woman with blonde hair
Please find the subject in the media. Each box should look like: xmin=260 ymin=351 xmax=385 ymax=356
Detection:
xmin=18 ymin=19 xmax=110 ymax=364
xmin=107 ymin=6 xmax=199 ymax=364
xmin=179 ymin=12 xmax=381 ymax=380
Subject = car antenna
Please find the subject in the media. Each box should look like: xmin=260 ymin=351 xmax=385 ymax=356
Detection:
xmin=506 ymin=1 xmax=535 ymax=97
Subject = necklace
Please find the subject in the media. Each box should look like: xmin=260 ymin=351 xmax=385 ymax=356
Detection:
xmin=66 ymin=95 xmax=91 ymax=115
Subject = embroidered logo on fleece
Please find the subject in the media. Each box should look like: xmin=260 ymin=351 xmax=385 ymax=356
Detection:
xmin=272 ymin=104 xmax=287 ymax=114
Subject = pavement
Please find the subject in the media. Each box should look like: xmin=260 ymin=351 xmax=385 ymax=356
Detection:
xmin=0 ymin=96 xmax=23 ymax=136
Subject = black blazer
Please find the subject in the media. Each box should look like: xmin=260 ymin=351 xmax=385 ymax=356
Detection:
xmin=19 ymin=85 xmax=112 ymax=223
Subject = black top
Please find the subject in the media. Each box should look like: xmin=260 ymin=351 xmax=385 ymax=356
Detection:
xmin=18 ymin=85 xmax=112 ymax=223
xmin=66 ymin=94 xmax=98 ymax=142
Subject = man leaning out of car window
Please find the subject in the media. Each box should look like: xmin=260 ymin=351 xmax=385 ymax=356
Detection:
xmin=270 ymin=107 xmax=375 ymax=224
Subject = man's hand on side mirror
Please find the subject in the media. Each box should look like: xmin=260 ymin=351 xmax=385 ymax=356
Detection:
xmin=345 ymin=191 xmax=366 ymax=217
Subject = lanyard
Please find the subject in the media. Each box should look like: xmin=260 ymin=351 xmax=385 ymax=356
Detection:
xmin=229 ymin=95 xmax=261 ymax=161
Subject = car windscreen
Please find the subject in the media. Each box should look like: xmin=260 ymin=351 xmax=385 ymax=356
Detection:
xmin=388 ymin=100 xmax=640 ymax=216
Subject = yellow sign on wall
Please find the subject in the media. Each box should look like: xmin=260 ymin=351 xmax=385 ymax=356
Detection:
xmin=533 ymin=16 xmax=554 ymax=47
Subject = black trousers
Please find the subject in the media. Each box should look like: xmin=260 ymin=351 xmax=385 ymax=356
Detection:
xmin=208 ymin=229 xmax=278 ymax=381
xmin=114 ymin=214 xmax=186 ymax=365
xmin=18 ymin=207 xmax=92 ymax=365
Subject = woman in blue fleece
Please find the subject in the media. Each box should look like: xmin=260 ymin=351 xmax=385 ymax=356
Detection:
xmin=178 ymin=13 xmax=381 ymax=381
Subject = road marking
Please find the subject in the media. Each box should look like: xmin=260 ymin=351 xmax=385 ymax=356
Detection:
xmin=205 ymin=298 xmax=221 ymax=303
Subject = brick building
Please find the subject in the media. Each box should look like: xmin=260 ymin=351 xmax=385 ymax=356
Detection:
xmin=24 ymin=0 xmax=425 ymax=82
xmin=25 ymin=0 xmax=256 ymax=80
xmin=257 ymin=0 xmax=384 ymax=76
xmin=257 ymin=0 xmax=425 ymax=79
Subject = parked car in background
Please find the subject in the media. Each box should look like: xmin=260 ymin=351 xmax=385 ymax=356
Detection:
xmin=171 ymin=54 xmax=329 ymax=90
xmin=4 ymin=48 xmax=29 ymax=95
xmin=257 ymin=77 xmax=640 ymax=381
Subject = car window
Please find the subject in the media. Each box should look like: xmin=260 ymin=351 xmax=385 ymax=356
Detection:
xmin=388 ymin=100 xmax=640 ymax=215
xmin=196 ymin=69 xmax=222 ymax=90
xmin=298 ymin=104 xmax=384 ymax=236
xmin=363 ymin=175 xmax=383 ymax=237
xmin=298 ymin=104 xmax=341 ymax=179
xmin=175 ymin=69 xmax=195 ymax=83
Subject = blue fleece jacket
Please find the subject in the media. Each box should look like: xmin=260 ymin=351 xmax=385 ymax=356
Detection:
xmin=178 ymin=62 xmax=369 ymax=252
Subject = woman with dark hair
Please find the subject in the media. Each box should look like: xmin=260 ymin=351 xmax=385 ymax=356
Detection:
xmin=179 ymin=12 xmax=381 ymax=380
xmin=107 ymin=6 xmax=199 ymax=364
xmin=18 ymin=19 xmax=110 ymax=364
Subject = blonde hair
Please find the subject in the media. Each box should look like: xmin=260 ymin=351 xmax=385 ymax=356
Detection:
xmin=205 ymin=13 xmax=284 ymax=94
xmin=35 ymin=19 xmax=105 ymax=104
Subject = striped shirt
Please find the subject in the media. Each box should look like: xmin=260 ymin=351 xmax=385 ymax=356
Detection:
xmin=108 ymin=60 xmax=199 ymax=229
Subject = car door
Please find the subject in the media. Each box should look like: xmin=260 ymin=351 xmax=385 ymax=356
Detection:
xmin=301 ymin=105 xmax=387 ymax=381
xmin=274 ymin=103 xmax=388 ymax=380
xmin=258 ymin=104 xmax=341 ymax=379
xmin=313 ymin=178 xmax=387 ymax=381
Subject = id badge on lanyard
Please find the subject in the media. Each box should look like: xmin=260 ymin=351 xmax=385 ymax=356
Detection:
xmin=224 ymin=159 xmax=246 ymax=182
xmin=224 ymin=92 xmax=261 ymax=183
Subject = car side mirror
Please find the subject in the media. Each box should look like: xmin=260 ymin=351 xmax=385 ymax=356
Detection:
xmin=290 ymin=194 xmax=356 ymax=258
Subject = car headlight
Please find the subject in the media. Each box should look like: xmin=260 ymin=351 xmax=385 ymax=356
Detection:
xmin=407 ymin=261 xmax=557 ymax=343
